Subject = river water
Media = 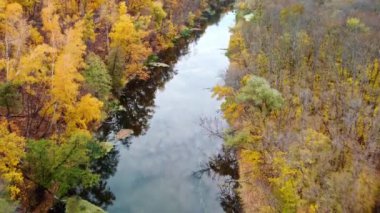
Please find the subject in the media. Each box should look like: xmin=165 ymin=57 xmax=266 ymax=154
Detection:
xmin=83 ymin=12 xmax=238 ymax=213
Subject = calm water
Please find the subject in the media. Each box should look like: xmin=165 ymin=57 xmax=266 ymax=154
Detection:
xmin=83 ymin=12 xmax=239 ymax=213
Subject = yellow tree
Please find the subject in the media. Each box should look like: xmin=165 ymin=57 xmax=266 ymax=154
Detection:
xmin=65 ymin=94 xmax=103 ymax=133
xmin=109 ymin=2 xmax=151 ymax=82
xmin=0 ymin=120 xmax=25 ymax=199
xmin=2 ymin=2 xmax=30 ymax=81
xmin=98 ymin=0 xmax=118 ymax=51
xmin=43 ymin=19 xmax=103 ymax=134
xmin=44 ymin=20 xmax=84 ymax=134
xmin=14 ymin=44 xmax=56 ymax=84
xmin=79 ymin=0 xmax=105 ymax=15
xmin=126 ymin=0 xmax=153 ymax=14
xmin=41 ymin=2 xmax=64 ymax=49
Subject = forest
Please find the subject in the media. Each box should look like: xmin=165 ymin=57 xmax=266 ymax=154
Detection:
xmin=1 ymin=0 xmax=380 ymax=212
xmin=214 ymin=0 xmax=380 ymax=211
xmin=0 ymin=0 xmax=230 ymax=212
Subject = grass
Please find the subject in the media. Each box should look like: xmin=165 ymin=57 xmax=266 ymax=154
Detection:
xmin=65 ymin=197 xmax=105 ymax=213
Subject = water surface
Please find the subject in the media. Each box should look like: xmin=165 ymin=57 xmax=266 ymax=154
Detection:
xmin=99 ymin=12 xmax=236 ymax=213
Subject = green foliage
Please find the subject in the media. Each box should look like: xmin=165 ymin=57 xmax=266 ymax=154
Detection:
xmin=180 ymin=27 xmax=192 ymax=38
xmin=152 ymin=2 xmax=167 ymax=28
xmin=83 ymin=53 xmax=112 ymax=100
xmin=225 ymin=129 xmax=251 ymax=147
xmin=146 ymin=54 xmax=159 ymax=64
xmin=24 ymin=132 xmax=102 ymax=196
xmin=346 ymin=17 xmax=368 ymax=32
xmin=187 ymin=12 xmax=196 ymax=27
xmin=237 ymin=75 xmax=284 ymax=114
xmin=65 ymin=196 xmax=105 ymax=213
xmin=83 ymin=12 xmax=96 ymax=42
xmin=0 ymin=82 xmax=21 ymax=114
xmin=0 ymin=197 xmax=18 ymax=213
xmin=107 ymin=48 xmax=126 ymax=94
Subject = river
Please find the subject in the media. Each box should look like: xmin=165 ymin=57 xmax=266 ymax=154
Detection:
xmin=79 ymin=11 xmax=239 ymax=213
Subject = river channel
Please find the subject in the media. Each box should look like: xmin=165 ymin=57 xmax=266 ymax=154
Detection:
xmin=80 ymin=11 xmax=239 ymax=213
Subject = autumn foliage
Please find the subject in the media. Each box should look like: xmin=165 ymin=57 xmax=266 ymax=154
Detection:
xmin=217 ymin=0 xmax=380 ymax=211
xmin=0 ymin=0 xmax=224 ymax=211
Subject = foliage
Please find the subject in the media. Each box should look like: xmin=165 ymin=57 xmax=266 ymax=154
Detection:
xmin=65 ymin=94 xmax=103 ymax=133
xmin=0 ymin=82 xmax=21 ymax=114
xmin=221 ymin=0 xmax=380 ymax=211
xmin=24 ymin=132 xmax=101 ymax=197
xmin=108 ymin=2 xmax=151 ymax=82
xmin=0 ymin=197 xmax=18 ymax=213
xmin=83 ymin=53 xmax=111 ymax=100
xmin=0 ymin=0 xmax=229 ymax=210
xmin=152 ymin=1 xmax=167 ymax=28
xmin=180 ymin=27 xmax=192 ymax=38
xmin=0 ymin=121 xmax=25 ymax=199
xmin=83 ymin=12 xmax=96 ymax=42
xmin=107 ymin=47 xmax=126 ymax=93
xmin=65 ymin=196 xmax=105 ymax=213
xmin=236 ymin=75 xmax=284 ymax=114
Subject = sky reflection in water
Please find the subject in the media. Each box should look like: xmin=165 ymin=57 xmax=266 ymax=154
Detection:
xmin=93 ymin=12 xmax=239 ymax=213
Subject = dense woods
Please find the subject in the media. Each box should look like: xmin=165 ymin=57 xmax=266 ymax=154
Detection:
xmin=2 ymin=0 xmax=379 ymax=211
xmin=0 ymin=0 xmax=229 ymax=211
xmin=215 ymin=0 xmax=380 ymax=211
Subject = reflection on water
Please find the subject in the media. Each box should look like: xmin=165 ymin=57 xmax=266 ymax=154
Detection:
xmin=99 ymin=10 xmax=231 ymax=138
xmin=194 ymin=147 xmax=242 ymax=212
xmin=78 ymin=10 xmax=241 ymax=213
xmin=76 ymin=149 xmax=120 ymax=209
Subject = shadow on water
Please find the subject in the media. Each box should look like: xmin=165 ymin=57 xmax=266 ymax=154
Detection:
xmin=53 ymin=5 xmax=242 ymax=212
xmin=50 ymin=148 xmax=120 ymax=212
xmin=193 ymin=147 xmax=242 ymax=213
xmin=100 ymin=11 xmax=229 ymax=140
xmin=76 ymin=149 xmax=120 ymax=209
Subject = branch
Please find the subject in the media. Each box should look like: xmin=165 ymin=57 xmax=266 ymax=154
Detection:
xmin=199 ymin=116 xmax=226 ymax=139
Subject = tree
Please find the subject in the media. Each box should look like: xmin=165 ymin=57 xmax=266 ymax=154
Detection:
xmin=126 ymin=0 xmax=153 ymax=15
xmin=3 ymin=2 xmax=29 ymax=81
xmin=0 ymin=82 xmax=22 ymax=117
xmin=24 ymin=131 xmax=102 ymax=197
xmin=83 ymin=12 xmax=96 ymax=43
xmin=65 ymin=94 xmax=104 ymax=133
xmin=0 ymin=120 xmax=25 ymax=199
xmin=0 ymin=0 xmax=229 ymax=210
xmin=15 ymin=44 xmax=55 ymax=84
xmin=152 ymin=1 xmax=167 ymax=28
xmin=237 ymin=75 xmax=284 ymax=115
xmin=83 ymin=53 xmax=111 ymax=100
xmin=41 ymin=2 xmax=64 ymax=49
xmin=47 ymin=20 xmax=86 ymax=128
xmin=107 ymin=47 xmax=126 ymax=93
xmin=221 ymin=0 xmax=380 ymax=211
xmin=108 ymin=2 xmax=151 ymax=83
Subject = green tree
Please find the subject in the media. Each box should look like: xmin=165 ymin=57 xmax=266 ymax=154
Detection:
xmin=0 ymin=82 xmax=21 ymax=116
xmin=24 ymin=132 xmax=102 ymax=197
xmin=107 ymin=47 xmax=126 ymax=94
xmin=237 ymin=75 xmax=284 ymax=115
xmin=83 ymin=53 xmax=111 ymax=100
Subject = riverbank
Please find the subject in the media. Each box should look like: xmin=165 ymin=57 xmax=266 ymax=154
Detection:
xmin=0 ymin=0 xmax=237 ymax=212
xmin=217 ymin=0 xmax=380 ymax=211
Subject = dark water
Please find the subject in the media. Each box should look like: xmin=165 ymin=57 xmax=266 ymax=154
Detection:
xmin=78 ymin=12 xmax=240 ymax=213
